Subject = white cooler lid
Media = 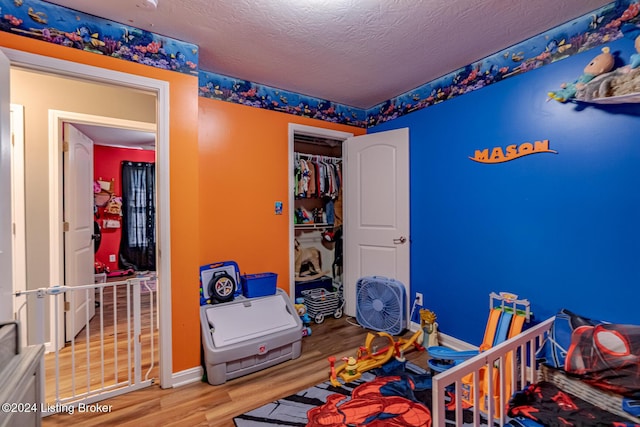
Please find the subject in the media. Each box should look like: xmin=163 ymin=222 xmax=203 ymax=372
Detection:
xmin=205 ymin=293 xmax=297 ymax=347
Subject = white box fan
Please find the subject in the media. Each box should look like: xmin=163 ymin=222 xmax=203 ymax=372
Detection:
xmin=355 ymin=276 xmax=407 ymax=335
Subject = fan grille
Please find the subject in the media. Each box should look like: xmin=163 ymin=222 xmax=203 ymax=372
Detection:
xmin=356 ymin=277 xmax=406 ymax=335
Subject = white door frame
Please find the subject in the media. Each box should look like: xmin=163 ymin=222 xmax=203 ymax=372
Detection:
xmin=0 ymin=51 xmax=12 ymax=320
xmin=51 ymin=113 xmax=156 ymax=350
xmin=1 ymin=47 xmax=173 ymax=388
xmin=10 ymin=104 xmax=27 ymax=340
xmin=287 ymin=124 xmax=353 ymax=301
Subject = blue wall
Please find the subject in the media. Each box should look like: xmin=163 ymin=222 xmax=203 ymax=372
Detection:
xmin=372 ymin=37 xmax=640 ymax=345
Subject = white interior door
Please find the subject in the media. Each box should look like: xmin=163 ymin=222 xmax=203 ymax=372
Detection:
xmin=63 ymin=123 xmax=96 ymax=340
xmin=343 ymin=128 xmax=410 ymax=319
xmin=0 ymin=50 xmax=12 ymax=321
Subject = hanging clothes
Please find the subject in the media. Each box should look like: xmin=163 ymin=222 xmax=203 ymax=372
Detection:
xmin=294 ymin=153 xmax=341 ymax=199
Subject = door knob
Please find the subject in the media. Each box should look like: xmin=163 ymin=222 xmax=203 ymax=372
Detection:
xmin=393 ymin=236 xmax=407 ymax=244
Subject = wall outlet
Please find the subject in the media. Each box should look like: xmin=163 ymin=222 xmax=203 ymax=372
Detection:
xmin=415 ymin=292 xmax=423 ymax=306
xmin=109 ymin=254 xmax=116 ymax=262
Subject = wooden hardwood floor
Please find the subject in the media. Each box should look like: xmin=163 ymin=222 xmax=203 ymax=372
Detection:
xmin=42 ymin=316 xmax=427 ymax=427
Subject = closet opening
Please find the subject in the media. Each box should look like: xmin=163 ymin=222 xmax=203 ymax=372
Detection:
xmin=288 ymin=124 xmax=353 ymax=319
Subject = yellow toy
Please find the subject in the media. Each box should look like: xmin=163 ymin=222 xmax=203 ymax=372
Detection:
xmin=420 ymin=308 xmax=439 ymax=348
xmin=328 ymin=326 xmax=426 ymax=387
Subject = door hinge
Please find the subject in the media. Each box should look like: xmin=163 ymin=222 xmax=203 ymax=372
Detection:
xmin=63 ymin=222 xmax=70 ymax=232
xmin=62 ymin=141 xmax=69 ymax=152
xmin=12 ymin=222 xmax=16 ymax=235
xmin=64 ymin=301 xmax=70 ymax=312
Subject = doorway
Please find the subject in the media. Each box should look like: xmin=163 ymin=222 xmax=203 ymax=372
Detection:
xmin=288 ymin=125 xmax=411 ymax=326
xmin=288 ymin=124 xmax=353 ymax=307
xmin=58 ymin=118 xmax=157 ymax=345
xmin=2 ymin=48 xmax=173 ymax=389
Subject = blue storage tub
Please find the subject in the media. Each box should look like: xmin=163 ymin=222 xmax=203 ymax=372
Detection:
xmin=241 ymin=273 xmax=277 ymax=298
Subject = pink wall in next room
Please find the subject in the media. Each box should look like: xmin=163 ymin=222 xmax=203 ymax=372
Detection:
xmin=94 ymin=144 xmax=156 ymax=272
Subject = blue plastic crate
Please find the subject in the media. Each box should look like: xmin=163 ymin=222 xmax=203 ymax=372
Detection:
xmin=241 ymin=273 xmax=277 ymax=298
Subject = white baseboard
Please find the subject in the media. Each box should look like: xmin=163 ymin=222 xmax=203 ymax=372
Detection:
xmin=437 ymin=332 xmax=478 ymax=351
xmin=171 ymin=366 xmax=204 ymax=388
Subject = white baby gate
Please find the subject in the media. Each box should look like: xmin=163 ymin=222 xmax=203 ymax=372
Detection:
xmin=13 ymin=276 xmax=157 ymax=415
xmin=431 ymin=316 xmax=555 ymax=427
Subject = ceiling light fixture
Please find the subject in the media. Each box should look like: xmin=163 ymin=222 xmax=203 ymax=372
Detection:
xmin=138 ymin=0 xmax=158 ymax=10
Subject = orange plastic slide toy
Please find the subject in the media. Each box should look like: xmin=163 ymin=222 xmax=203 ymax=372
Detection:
xmin=478 ymin=310 xmax=527 ymax=416
xmin=458 ymin=292 xmax=530 ymax=418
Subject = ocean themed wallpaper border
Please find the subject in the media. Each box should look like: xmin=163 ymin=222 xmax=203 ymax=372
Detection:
xmin=2 ymin=0 xmax=639 ymax=128
xmin=199 ymin=0 xmax=639 ymax=128
xmin=365 ymin=0 xmax=639 ymax=127
xmin=0 ymin=0 xmax=198 ymax=75
xmin=198 ymin=71 xmax=368 ymax=127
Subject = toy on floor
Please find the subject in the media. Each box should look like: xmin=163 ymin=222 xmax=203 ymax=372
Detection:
xmin=427 ymin=291 xmax=532 ymax=419
xmin=328 ymin=326 xmax=426 ymax=387
xmin=106 ymin=268 xmax=134 ymax=278
xmin=548 ymin=47 xmax=615 ymax=102
xmin=301 ymin=285 xmax=344 ymax=324
xmin=294 ymin=297 xmax=312 ymax=337
xmin=427 ymin=291 xmax=531 ymax=373
xmin=420 ymin=308 xmax=439 ymax=348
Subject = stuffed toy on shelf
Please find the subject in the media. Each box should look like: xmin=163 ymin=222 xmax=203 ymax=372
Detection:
xmin=574 ymin=36 xmax=640 ymax=102
xmin=548 ymin=47 xmax=615 ymax=103
xmin=630 ymin=35 xmax=640 ymax=69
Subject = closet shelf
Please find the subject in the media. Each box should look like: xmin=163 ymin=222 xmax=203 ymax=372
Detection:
xmin=295 ymin=223 xmax=333 ymax=230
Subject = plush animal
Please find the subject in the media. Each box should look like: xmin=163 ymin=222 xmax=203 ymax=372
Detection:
xmin=294 ymin=239 xmax=323 ymax=278
xmin=548 ymin=47 xmax=615 ymax=102
xmin=575 ymin=42 xmax=640 ymax=101
xmin=575 ymin=37 xmax=640 ymax=100
xmin=631 ymin=35 xmax=640 ymax=69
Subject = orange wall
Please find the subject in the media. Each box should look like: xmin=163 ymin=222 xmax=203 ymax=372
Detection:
xmin=2 ymin=32 xmax=366 ymax=375
xmin=198 ymin=98 xmax=365 ymax=292
xmin=1 ymin=34 xmax=200 ymax=373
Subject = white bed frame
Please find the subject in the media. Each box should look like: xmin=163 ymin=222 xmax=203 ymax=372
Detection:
xmin=431 ymin=316 xmax=555 ymax=427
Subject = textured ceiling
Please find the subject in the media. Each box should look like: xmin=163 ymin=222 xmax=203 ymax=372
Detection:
xmin=46 ymin=0 xmax=612 ymax=109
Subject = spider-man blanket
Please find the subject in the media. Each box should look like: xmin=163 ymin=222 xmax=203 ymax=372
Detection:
xmin=306 ymin=375 xmax=432 ymax=427
xmin=508 ymin=382 xmax=640 ymax=427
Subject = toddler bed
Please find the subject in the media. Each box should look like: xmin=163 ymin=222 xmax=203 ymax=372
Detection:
xmin=430 ymin=310 xmax=640 ymax=427
xmin=506 ymin=309 xmax=640 ymax=427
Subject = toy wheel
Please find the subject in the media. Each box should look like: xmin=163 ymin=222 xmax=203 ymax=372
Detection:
xmin=334 ymin=307 xmax=343 ymax=319
xmin=314 ymin=313 xmax=325 ymax=323
xmin=208 ymin=272 xmax=235 ymax=303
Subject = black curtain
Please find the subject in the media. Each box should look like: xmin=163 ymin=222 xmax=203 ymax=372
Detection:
xmin=119 ymin=161 xmax=156 ymax=271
